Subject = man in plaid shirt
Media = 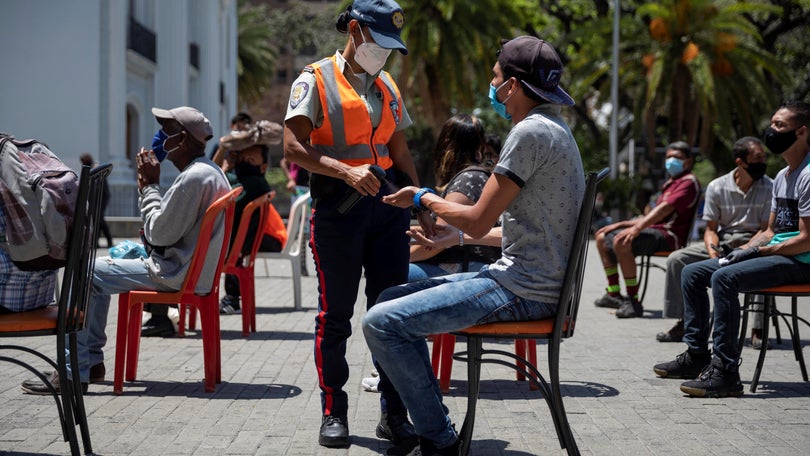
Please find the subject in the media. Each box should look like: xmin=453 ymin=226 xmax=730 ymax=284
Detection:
xmin=0 ymin=205 xmax=57 ymax=313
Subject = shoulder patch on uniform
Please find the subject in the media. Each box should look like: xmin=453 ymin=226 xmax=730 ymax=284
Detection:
xmin=289 ymin=81 xmax=310 ymax=109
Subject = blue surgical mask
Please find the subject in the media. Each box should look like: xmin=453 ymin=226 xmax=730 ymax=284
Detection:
xmin=665 ymin=157 xmax=685 ymax=177
xmin=151 ymin=129 xmax=182 ymax=162
xmin=151 ymin=130 xmax=169 ymax=162
xmin=489 ymin=80 xmax=512 ymax=120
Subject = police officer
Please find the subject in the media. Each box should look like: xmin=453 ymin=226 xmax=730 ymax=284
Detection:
xmin=282 ymin=0 xmax=431 ymax=451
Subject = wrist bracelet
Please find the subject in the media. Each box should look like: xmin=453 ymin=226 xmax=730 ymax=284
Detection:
xmin=458 ymin=230 xmax=464 ymax=247
xmin=413 ymin=187 xmax=436 ymax=211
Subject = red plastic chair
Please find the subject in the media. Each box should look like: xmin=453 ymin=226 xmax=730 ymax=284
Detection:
xmin=431 ymin=334 xmax=538 ymax=393
xmin=113 ymin=186 xmax=242 ymax=394
xmin=189 ymin=192 xmax=272 ymax=337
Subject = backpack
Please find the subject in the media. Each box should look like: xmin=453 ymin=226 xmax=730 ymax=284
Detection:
xmin=0 ymin=134 xmax=79 ymax=270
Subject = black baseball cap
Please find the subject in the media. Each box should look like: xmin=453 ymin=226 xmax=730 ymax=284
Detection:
xmin=498 ymin=36 xmax=574 ymax=106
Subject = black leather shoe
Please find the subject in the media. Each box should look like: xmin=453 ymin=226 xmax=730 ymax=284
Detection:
xmin=141 ymin=316 xmax=176 ymax=337
xmin=377 ymin=411 xmax=418 ymax=452
xmin=21 ymin=371 xmax=88 ymax=395
xmin=319 ymin=415 xmax=349 ymax=448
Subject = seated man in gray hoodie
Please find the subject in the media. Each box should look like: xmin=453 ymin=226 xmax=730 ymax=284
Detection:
xmin=22 ymin=106 xmax=231 ymax=394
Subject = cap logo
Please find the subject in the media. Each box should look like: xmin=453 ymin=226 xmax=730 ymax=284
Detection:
xmin=392 ymin=11 xmax=404 ymax=30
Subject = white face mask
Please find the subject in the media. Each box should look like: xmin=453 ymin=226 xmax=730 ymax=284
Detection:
xmin=353 ymin=28 xmax=391 ymax=75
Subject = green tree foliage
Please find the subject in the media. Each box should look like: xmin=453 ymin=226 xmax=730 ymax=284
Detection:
xmin=391 ymin=0 xmax=528 ymax=131
xmin=237 ymin=0 xmax=277 ymax=104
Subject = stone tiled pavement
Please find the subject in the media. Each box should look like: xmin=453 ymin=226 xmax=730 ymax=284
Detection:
xmin=3 ymin=241 xmax=810 ymax=455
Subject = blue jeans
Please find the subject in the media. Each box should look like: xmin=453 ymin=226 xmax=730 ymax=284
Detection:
xmin=362 ymin=267 xmax=556 ymax=447
xmin=681 ymin=255 xmax=810 ymax=371
xmin=407 ymin=261 xmax=488 ymax=282
xmin=67 ymin=257 xmax=165 ymax=382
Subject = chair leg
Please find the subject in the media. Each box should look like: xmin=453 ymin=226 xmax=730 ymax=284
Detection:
xmin=68 ymin=333 xmax=92 ymax=453
xmin=125 ymin=303 xmax=144 ymax=382
xmin=771 ymin=300 xmax=782 ymax=345
xmin=459 ymin=336 xmax=482 ymax=456
xmin=239 ymin=268 xmax=255 ymax=337
xmin=638 ymin=255 xmax=652 ymax=305
xmin=515 ymin=340 xmax=526 ymax=382
xmin=178 ymin=303 xmax=187 ymax=337
xmin=114 ymin=295 xmax=130 ymax=395
xmin=549 ymin=339 xmax=580 ymax=455
xmin=750 ymin=296 xmax=773 ymax=393
xmin=528 ymin=339 xmax=539 ymax=391
xmin=430 ymin=334 xmax=442 ymax=376
xmin=57 ymin=332 xmax=81 ymax=456
xmin=291 ymin=257 xmax=302 ymax=310
xmin=198 ymin=302 xmax=220 ymax=392
xmin=438 ymin=334 xmax=455 ymax=393
xmin=738 ymin=294 xmax=751 ymax=354
xmin=790 ymin=297 xmax=808 ymax=381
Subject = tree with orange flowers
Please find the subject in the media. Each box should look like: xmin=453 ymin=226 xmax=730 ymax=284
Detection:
xmin=635 ymin=0 xmax=787 ymax=166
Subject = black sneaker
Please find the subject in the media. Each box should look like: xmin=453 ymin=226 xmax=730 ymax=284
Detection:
xmin=141 ymin=315 xmax=176 ymax=338
xmin=318 ymin=415 xmax=349 ymax=448
xmin=219 ymin=295 xmax=241 ymax=315
xmin=594 ymin=293 xmax=625 ymax=309
xmin=616 ymin=297 xmax=643 ymax=318
xmin=656 ymin=319 xmax=684 ymax=342
xmin=377 ymin=412 xmax=418 ymax=453
xmin=419 ymin=436 xmax=461 ymax=456
xmin=680 ymin=359 xmax=743 ymax=398
xmin=653 ymin=349 xmax=711 ymax=379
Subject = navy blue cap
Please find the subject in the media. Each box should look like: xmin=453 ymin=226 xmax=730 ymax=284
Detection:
xmin=498 ymin=36 xmax=574 ymax=106
xmin=349 ymin=0 xmax=407 ymax=55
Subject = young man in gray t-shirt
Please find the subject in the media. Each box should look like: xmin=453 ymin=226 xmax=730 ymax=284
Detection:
xmin=362 ymin=36 xmax=584 ymax=454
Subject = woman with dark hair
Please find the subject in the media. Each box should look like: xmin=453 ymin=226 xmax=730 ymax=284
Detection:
xmin=409 ymin=114 xmax=501 ymax=281
xmin=282 ymin=0 xmax=430 ymax=451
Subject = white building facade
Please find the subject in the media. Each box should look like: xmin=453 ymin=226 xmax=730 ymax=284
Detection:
xmin=0 ymin=0 xmax=238 ymax=216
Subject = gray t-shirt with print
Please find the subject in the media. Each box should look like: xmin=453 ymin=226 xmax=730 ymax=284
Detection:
xmin=487 ymin=104 xmax=585 ymax=304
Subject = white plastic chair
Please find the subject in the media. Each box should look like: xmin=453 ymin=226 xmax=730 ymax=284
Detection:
xmin=256 ymin=191 xmax=310 ymax=310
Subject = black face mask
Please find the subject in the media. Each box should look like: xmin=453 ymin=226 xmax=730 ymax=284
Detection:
xmin=743 ymin=161 xmax=767 ymax=181
xmin=763 ymin=126 xmax=798 ymax=155
xmin=234 ymin=161 xmax=264 ymax=178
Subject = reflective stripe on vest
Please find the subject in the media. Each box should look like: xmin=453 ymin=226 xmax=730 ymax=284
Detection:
xmin=310 ymin=56 xmax=401 ymax=168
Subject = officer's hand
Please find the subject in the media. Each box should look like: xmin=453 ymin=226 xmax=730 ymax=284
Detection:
xmin=721 ymin=247 xmax=760 ymax=266
xmin=344 ymin=164 xmax=381 ymax=196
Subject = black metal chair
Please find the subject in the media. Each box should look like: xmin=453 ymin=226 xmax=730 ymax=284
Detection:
xmin=0 ymin=163 xmax=112 ymax=455
xmin=738 ymin=287 xmax=810 ymax=392
xmin=452 ymin=168 xmax=609 ymax=456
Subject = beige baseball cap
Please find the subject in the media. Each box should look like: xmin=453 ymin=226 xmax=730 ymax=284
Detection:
xmin=151 ymin=106 xmax=214 ymax=143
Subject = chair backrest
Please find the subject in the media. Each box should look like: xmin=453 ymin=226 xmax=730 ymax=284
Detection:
xmin=60 ymin=163 xmax=113 ymax=335
xmin=224 ymin=191 xmax=273 ymax=270
xmin=555 ymin=168 xmax=609 ymax=340
xmin=178 ymin=186 xmax=243 ymax=295
xmin=280 ymin=191 xmax=310 ymax=256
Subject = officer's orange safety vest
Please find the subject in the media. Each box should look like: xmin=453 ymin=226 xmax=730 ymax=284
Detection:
xmin=309 ymin=56 xmax=403 ymax=169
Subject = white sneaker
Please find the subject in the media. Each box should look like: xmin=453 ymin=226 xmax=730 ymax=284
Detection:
xmin=362 ymin=375 xmax=380 ymax=393
xmin=167 ymin=306 xmax=180 ymax=332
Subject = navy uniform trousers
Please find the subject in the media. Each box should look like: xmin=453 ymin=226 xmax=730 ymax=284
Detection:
xmin=310 ymin=175 xmax=410 ymax=419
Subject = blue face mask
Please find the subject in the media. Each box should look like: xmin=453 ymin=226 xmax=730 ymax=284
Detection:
xmin=665 ymin=157 xmax=685 ymax=177
xmin=151 ymin=130 xmax=169 ymax=162
xmin=151 ymin=129 xmax=182 ymax=162
xmin=489 ymin=80 xmax=512 ymax=120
